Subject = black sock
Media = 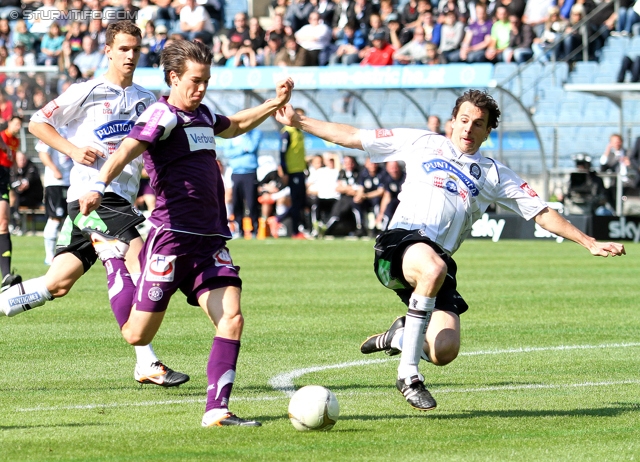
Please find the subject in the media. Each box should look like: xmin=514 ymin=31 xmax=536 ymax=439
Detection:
xmin=0 ymin=232 xmax=12 ymax=277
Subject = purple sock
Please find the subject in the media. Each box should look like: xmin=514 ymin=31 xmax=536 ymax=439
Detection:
xmin=205 ymin=337 xmax=240 ymax=412
xmin=103 ymin=258 xmax=135 ymax=328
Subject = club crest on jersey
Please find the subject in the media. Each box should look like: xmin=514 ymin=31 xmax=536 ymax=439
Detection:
xmin=470 ymin=163 xmax=481 ymax=179
xmin=103 ymin=102 xmax=112 ymax=114
xmin=106 ymin=142 xmax=117 ymax=154
xmin=94 ymin=120 xmax=134 ymax=140
xmin=520 ymin=182 xmax=539 ymax=197
xmin=146 ymin=254 xmax=176 ymax=282
xmin=148 ymin=286 xmax=164 ymax=302
xmin=375 ymin=128 xmax=393 ymax=138
xmin=135 ymin=101 xmax=146 ymax=116
xmin=213 ymin=248 xmax=233 ymax=267
xmin=422 ymin=159 xmax=479 ymax=196
xmin=42 ymin=100 xmax=59 ymax=118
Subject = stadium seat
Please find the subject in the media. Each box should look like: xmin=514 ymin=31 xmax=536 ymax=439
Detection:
xmin=533 ymin=102 xmax=558 ymax=124
xmin=493 ymin=62 xmax=519 ymax=85
xmin=605 ymin=35 xmax=630 ymax=53
xmin=629 ymin=35 xmax=640 ymax=54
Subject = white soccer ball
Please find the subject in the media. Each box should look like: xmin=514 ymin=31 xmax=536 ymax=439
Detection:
xmin=288 ymin=385 xmax=340 ymax=431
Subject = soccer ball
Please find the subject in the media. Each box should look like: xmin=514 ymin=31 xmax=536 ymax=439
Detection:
xmin=288 ymin=385 xmax=340 ymax=431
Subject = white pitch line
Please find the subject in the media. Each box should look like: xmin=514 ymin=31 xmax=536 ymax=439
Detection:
xmin=14 ymin=342 xmax=640 ymax=413
xmin=16 ymin=379 xmax=640 ymax=413
xmin=269 ymin=342 xmax=640 ymax=395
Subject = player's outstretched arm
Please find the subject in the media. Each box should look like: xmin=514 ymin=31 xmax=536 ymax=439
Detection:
xmin=29 ymin=121 xmax=105 ymax=166
xmin=219 ymin=78 xmax=294 ymax=139
xmin=534 ymin=207 xmax=626 ymax=257
xmin=78 ymin=137 xmax=149 ymax=215
xmin=274 ymin=104 xmax=364 ymax=150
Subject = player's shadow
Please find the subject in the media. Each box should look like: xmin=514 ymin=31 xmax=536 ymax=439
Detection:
xmin=338 ymin=403 xmax=640 ymax=422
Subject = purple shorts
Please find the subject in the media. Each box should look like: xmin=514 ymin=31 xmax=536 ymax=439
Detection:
xmin=135 ymin=225 xmax=242 ymax=312
xmin=137 ymin=178 xmax=155 ymax=197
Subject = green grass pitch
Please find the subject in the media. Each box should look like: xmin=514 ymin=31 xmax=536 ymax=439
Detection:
xmin=1 ymin=236 xmax=639 ymax=461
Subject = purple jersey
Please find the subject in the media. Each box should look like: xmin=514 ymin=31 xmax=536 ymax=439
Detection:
xmin=128 ymin=97 xmax=232 ymax=235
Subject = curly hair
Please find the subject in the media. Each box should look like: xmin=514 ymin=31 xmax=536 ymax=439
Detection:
xmin=451 ymin=90 xmax=501 ymax=129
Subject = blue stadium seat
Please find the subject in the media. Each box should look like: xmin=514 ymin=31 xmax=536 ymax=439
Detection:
xmin=521 ymin=62 xmax=544 ymax=81
xmin=533 ymin=102 xmax=558 ymax=124
xmin=558 ymin=102 xmax=582 ymax=122
xmin=629 ymin=35 xmax=640 ymax=54
xmin=583 ymin=100 xmax=618 ymax=123
xmin=403 ymin=105 xmax=428 ymax=127
xmin=493 ymin=62 xmax=519 ymax=84
xmin=604 ymin=35 xmax=630 ymax=54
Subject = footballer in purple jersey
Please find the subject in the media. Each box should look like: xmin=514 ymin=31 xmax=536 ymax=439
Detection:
xmin=79 ymin=40 xmax=294 ymax=428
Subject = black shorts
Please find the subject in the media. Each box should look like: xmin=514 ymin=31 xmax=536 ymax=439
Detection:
xmin=0 ymin=167 xmax=10 ymax=202
xmin=55 ymin=193 xmax=145 ymax=272
xmin=373 ymin=228 xmax=468 ymax=316
xmin=44 ymin=186 xmax=69 ymax=219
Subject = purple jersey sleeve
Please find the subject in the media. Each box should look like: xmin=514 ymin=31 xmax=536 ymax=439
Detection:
xmin=212 ymin=114 xmax=231 ymax=135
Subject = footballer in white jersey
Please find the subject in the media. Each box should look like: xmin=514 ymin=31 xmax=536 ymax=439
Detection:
xmin=31 ymin=76 xmax=156 ymax=204
xmin=275 ymin=90 xmax=625 ymax=413
xmin=361 ymin=128 xmax=547 ymax=256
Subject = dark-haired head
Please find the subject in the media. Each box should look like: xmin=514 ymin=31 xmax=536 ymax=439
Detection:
xmin=451 ymin=90 xmax=500 ymax=130
xmin=160 ymin=40 xmax=213 ymax=87
xmin=105 ymin=20 xmax=142 ymax=47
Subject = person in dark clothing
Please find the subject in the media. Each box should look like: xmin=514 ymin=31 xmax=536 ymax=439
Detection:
xmin=10 ymin=151 xmax=44 ymax=231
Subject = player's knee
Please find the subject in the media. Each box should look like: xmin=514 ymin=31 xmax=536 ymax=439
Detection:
xmin=218 ymin=312 xmax=244 ymax=338
xmin=427 ymin=331 xmax=459 ymax=366
xmin=122 ymin=328 xmax=153 ymax=346
xmin=414 ymin=258 xmax=447 ymax=291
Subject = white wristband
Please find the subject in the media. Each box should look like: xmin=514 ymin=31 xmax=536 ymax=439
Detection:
xmin=91 ymin=181 xmax=106 ymax=196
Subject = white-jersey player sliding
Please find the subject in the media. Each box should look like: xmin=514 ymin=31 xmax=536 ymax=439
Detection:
xmin=0 ymin=21 xmax=189 ymax=388
xmin=275 ymin=89 xmax=626 ymax=411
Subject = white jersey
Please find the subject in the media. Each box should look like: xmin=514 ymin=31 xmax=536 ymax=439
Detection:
xmin=361 ymin=128 xmax=547 ymax=255
xmin=30 ymin=76 xmax=157 ymax=203
xmin=35 ymin=127 xmax=73 ymax=188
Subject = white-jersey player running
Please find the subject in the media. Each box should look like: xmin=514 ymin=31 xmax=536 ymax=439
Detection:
xmin=0 ymin=21 xmax=189 ymax=388
xmin=37 ymin=127 xmax=73 ymax=265
xmin=275 ymin=90 xmax=626 ymax=411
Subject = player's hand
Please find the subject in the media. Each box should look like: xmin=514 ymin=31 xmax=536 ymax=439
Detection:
xmin=70 ymin=146 xmax=105 ymax=166
xmin=274 ymin=104 xmax=298 ymax=126
xmin=589 ymin=241 xmax=626 ymax=257
xmin=274 ymin=77 xmax=294 ymax=108
xmin=79 ymin=191 xmax=103 ymax=216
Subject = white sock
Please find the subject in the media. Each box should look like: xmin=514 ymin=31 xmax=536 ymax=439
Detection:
xmin=43 ymin=219 xmax=60 ymax=263
xmin=135 ymin=344 xmax=159 ymax=367
xmin=1 ymin=276 xmax=52 ymax=317
xmin=390 ymin=327 xmax=404 ymax=350
xmin=398 ymin=294 xmax=435 ymax=380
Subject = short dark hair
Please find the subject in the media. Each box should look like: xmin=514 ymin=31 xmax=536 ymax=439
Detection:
xmin=451 ymin=90 xmax=500 ymax=129
xmin=105 ymin=20 xmax=142 ymax=46
xmin=160 ymin=40 xmax=213 ymax=86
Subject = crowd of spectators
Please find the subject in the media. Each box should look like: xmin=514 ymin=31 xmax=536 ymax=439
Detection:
xmin=0 ymin=0 xmax=633 ymax=235
xmin=0 ymin=0 xmax=629 ymax=128
xmin=227 ymin=150 xmax=408 ymax=239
